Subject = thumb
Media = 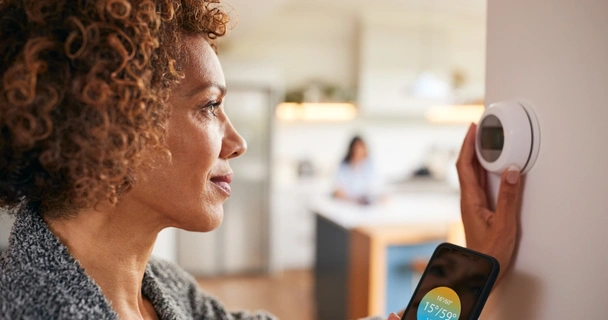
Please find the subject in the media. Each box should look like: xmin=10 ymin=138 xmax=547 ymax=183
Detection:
xmin=495 ymin=165 xmax=522 ymax=222
xmin=388 ymin=313 xmax=401 ymax=320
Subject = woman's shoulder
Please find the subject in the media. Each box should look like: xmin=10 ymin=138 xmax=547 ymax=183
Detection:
xmin=0 ymin=207 xmax=118 ymax=319
xmin=0 ymin=250 xmax=117 ymax=319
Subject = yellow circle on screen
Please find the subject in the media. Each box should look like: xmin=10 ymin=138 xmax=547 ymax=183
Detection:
xmin=416 ymin=286 xmax=461 ymax=320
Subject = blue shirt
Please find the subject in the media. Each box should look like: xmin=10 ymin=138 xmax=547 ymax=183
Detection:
xmin=334 ymin=160 xmax=382 ymax=200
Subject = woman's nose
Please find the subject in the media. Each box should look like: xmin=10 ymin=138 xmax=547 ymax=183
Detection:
xmin=221 ymin=119 xmax=247 ymax=160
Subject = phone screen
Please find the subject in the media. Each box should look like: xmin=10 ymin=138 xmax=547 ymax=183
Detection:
xmin=401 ymin=244 xmax=498 ymax=320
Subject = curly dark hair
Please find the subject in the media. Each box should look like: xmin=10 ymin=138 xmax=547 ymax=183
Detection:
xmin=0 ymin=0 xmax=230 ymax=217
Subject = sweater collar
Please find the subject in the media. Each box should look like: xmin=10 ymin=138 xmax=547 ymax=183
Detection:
xmin=4 ymin=204 xmax=118 ymax=318
xmin=5 ymin=204 xmax=177 ymax=320
xmin=7 ymin=204 xmax=78 ymax=268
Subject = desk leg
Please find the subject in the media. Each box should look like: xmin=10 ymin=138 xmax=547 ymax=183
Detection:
xmin=349 ymin=229 xmax=386 ymax=319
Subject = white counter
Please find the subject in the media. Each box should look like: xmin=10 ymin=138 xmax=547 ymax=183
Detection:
xmin=271 ymin=178 xmax=462 ymax=271
xmin=309 ymin=193 xmax=461 ymax=230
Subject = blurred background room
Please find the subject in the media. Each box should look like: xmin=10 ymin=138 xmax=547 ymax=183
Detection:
xmin=0 ymin=0 xmax=487 ymax=319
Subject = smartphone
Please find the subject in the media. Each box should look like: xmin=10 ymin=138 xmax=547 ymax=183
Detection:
xmin=401 ymin=243 xmax=499 ymax=320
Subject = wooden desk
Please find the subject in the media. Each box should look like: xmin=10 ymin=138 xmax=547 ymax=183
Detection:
xmin=312 ymin=194 xmax=462 ymax=320
xmin=348 ymin=225 xmax=448 ymax=319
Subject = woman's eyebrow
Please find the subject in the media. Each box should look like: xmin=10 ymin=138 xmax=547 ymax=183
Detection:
xmin=185 ymin=82 xmax=227 ymax=98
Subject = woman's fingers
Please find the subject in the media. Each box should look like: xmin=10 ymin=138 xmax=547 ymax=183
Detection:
xmin=485 ymin=167 xmax=522 ymax=278
xmin=495 ymin=166 xmax=522 ymax=230
xmin=388 ymin=313 xmax=401 ymax=320
xmin=456 ymin=124 xmax=479 ymax=189
xmin=475 ymin=153 xmax=488 ymax=192
xmin=457 ymin=123 xmax=488 ymax=210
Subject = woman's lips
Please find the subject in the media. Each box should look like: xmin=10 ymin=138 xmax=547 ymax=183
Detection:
xmin=211 ymin=174 xmax=232 ymax=196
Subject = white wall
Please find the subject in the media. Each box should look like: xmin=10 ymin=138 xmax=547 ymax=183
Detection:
xmin=0 ymin=212 xmax=14 ymax=250
xmin=482 ymin=0 xmax=608 ymax=318
xmin=151 ymin=227 xmax=177 ymax=263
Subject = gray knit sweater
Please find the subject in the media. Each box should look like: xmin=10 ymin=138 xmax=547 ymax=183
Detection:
xmin=0 ymin=205 xmax=385 ymax=320
xmin=0 ymin=205 xmax=278 ymax=319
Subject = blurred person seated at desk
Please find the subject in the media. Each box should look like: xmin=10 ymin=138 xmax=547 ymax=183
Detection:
xmin=333 ymin=135 xmax=385 ymax=205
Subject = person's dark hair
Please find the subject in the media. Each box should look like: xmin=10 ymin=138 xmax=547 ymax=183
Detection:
xmin=342 ymin=135 xmax=365 ymax=164
xmin=0 ymin=0 xmax=230 ymax=217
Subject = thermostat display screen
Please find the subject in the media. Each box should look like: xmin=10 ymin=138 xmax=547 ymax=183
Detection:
xmin=479 ymin=115 xmax=504 ymax=162
xmin=481 ymin=127 xmax=504 ymax=150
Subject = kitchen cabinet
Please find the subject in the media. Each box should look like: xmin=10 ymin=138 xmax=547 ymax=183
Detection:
xmin=271 ymin=180 xmax=332 ymax=271
xmin=358 ymin=23 xmax=449 ymax=117
xmin=357 ymin=14 xmax=486 ymax=117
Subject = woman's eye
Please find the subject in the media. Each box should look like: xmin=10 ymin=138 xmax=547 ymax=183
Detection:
xmin=200 ymin=101 xmax=222 ymax=117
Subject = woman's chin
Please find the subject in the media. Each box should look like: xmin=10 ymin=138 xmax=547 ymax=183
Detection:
xmin=176 ymin=206 xmax=224 ymax=232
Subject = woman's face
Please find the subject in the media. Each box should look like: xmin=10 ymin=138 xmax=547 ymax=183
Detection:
xmin=126 ymin=36 xmax=246 ymax=232
xmin=351 ymin=140 xmax=368 ymax=164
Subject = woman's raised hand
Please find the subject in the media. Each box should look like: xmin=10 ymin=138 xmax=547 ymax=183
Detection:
xmin=456 ymin=123 xmax=523 ymax=283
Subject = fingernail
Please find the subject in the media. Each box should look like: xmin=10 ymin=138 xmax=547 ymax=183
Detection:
xmin=388 ymin=313 xmax=401 ymax=320
xmin=506 ymin=165 xmax=520 ymax=185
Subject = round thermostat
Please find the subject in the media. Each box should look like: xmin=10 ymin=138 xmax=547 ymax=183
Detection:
xmin=475 ymin=100 xmax=540 ymax=174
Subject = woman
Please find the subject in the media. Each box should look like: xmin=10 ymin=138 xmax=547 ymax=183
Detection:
xmin=0 ymin=0 xmax=522 ymax=319
xmin=333 ymin=135 xmax=383 ymax=205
